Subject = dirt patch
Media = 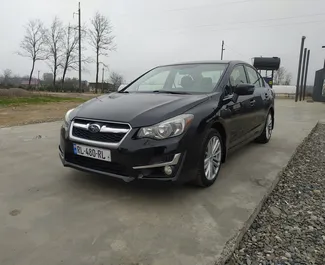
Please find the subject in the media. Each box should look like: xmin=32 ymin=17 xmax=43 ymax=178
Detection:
xmin=0 ymin=101 xmax=82 ymax=127
xmin=0 ymin=88 xmax=31 ymax=97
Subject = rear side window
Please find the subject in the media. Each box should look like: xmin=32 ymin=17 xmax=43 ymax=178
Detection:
xmin=229 ymin=65 xmax=248 ymax=86
xmin=173 ymin=65 xmax=226 ymax=92
xmin=246 ymin=66 xmax=261 ymax=87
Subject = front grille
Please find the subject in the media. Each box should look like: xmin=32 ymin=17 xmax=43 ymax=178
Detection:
xmin=71 ymin=119 xmax=131 ymax=144
xmin=66 ymin=154 xmax=129 ymax=176
xmin=74 ymin=119 xmax=130 ymax=129
xmin=72 ymin=127 xmax=124 ymax=143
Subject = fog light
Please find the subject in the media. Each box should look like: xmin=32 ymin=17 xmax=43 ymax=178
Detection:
xmin=164 ymin=166 xmax=173 ymax=176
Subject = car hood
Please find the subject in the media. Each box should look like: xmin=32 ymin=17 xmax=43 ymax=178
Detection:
xmin=73 ymin=92 xmax=209 ymax=127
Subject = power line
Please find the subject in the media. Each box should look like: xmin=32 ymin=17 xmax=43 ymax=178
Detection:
xmin=164 ymin=18 xmax=325 ymax=36
xmin=223 ymin=44 xmax=253 ymax=62
xmin=161 ymin=12 xmax=325 ymax=32
xmin=113 ymin=0 xmax=259 ymax=17
xmin=209 ymin=18 xmax=325 ymax=32
xmin=224 ymin=44 xmax=248 ymax=58
xmin=113 ymin=0 xmax=323 ymax=18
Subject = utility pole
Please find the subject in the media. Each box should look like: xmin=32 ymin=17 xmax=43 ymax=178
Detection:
xmin=299 ymin=48 xmax=307 ymax=101
xmin=102 ymin=67 xmax=104 ymax=93
xmin=78 ymin=2 xmax=82 ymax=93
xmin=295 ymin=36 xmax=306 ymax=102
xmin=74 ymin=2 xmax=82 ymax=92
xmin=221 ymin=40 xmax=225 ymax=60
xmin=322 ymin=46 xmax=325 ymax=69
xmin=73 ymin=3 xmax=82 ymax=92
xmin=38 ymin=70 xmax=40 ymax=89
xmin=303 ymin=50 xmax=310 ymax=101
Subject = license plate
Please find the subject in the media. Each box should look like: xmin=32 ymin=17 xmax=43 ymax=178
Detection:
xmin=73 ymin=143 xmax=111 ymax=162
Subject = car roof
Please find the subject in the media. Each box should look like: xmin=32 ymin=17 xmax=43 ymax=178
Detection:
xmin=158 ymin=60 xmax=248 ymax=67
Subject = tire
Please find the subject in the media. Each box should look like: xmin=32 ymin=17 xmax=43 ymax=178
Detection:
xmin=255 ymin=111 xmax=273 ymax=144
xmin=193 ymin=129 xmax=223 ymax=187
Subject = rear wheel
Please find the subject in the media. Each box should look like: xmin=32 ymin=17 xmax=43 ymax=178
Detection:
xmin=255 ymin=111 xmax=273 ymax=144
xmin=194 ymin=129 xmax=223 ymax=187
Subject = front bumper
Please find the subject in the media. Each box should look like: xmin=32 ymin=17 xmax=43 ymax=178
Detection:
xmin=59 ymin=124 xmax=188 ymax=182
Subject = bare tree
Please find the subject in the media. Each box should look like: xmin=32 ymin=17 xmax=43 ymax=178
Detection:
xmin=60 ymin=24 xmax=79 ymax=88
xmin=88 ymin=12 xmax=116 ymax=93
xmin=60 ymin=23 xmax=91 ymax=89
xmin=45 ymin=17 xmax=64 ymax=89
xmin=274 ymin=67 xmax=286 ymax=85
xmin=3 ymin=69 xmax=12 ymax=79
xmin=1 ymin=69 xmax=12 ymax=86
xmin=110 ymin=71 xmax=125 ymax=91
xmin=274 ymin=66 xmax=293 ymax=85
xmin=18 ymin=19 xmax=47 ymax=86
xmin=284 ymin=72 xmax=292 ymax=85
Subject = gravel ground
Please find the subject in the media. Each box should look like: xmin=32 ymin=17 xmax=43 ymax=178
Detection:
xmin=226 ymin=123 xmax=325 ymax=265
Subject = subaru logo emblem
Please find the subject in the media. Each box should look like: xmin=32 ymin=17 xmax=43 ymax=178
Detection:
xmin=88 ymin=124 xmax=101 ymax=133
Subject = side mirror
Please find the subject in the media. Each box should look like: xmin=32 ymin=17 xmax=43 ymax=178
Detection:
xmin=233 ymin=83 xmax=255 ymax=96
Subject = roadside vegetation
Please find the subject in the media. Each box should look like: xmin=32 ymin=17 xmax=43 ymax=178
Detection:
xmin=0 ymin=88 xmax=85 ymax=107
xmin=0 ymin=95 xmax=84 ymax=107
xmin=0 ymin=88 xmax=88 ymax=127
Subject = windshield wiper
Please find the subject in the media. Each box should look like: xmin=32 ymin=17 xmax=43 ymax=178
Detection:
xmin=118 ymin=90 xmax=129 ymax=93
xmin=152 ymin=90 xmax=190 ymax=95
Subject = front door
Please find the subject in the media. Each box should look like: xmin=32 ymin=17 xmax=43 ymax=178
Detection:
xmin=221 ymin=64 xmax=254 ymax=148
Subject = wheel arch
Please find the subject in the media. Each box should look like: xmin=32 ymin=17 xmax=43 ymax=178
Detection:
xmin=210 ymin=122 xmax=227 ymax=163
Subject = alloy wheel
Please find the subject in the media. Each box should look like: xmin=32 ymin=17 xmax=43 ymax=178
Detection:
xmin=204 ymin=136 xmax=222 ymax=180
xmin=266 ymin=113 xmax=273 ymax=140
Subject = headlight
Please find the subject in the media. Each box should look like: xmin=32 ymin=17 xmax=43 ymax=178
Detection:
xmin=138 ymin=114 xmax=194 ymax=140
xmin=64 ymin=108 xmax=75 ymax=124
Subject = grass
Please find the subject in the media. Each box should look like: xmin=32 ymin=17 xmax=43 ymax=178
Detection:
xmin=0 ymin=96 xmax=86 ymax=107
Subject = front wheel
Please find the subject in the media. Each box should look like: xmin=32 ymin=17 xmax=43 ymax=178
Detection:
xmin=255 ymin=111 xmax=273 ymax=144
xmin=194 ymin=129 xmax=223 ymax=187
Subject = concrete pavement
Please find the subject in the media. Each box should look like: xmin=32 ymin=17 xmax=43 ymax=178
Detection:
xmin=0 ymin=99 xmax=324 ymax=265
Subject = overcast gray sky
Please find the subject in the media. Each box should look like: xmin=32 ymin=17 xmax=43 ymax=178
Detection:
xmin=1 ymin=0 xmax=325 ymax=84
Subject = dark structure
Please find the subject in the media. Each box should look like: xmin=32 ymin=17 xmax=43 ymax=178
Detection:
xmin=253 ymin=57 xmax=281 ymax=88
xmin=312 ymin=68 xmax=325 ymax=102
xmin=302 ymin=50 xmax=310 ymax=100
xmin=88 ymin=82 xmax=114 ymax=92
xmin=295 ymin=36 xmax=306 ymax=102
xmin=299 ymin=48 xmax=307 ymax=101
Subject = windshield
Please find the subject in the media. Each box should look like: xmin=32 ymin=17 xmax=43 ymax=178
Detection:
xmin=123 ymin=63 xmax=228 ymax=94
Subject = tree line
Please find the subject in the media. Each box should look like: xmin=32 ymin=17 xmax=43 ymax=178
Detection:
xmin=15 ymin=12 xmax=124 ymax=93
xmin=273 ymin=67 xmax=292 ymax=86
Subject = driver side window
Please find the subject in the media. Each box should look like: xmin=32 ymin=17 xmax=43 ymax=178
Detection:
xmin=225 ymin=65 xmax=247 ymax=96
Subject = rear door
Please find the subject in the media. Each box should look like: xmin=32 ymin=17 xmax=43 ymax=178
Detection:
xmin=244 ymin=65 xmax=265 ymax=136
xmin=221 ymin=64 xmax=253 ymax=148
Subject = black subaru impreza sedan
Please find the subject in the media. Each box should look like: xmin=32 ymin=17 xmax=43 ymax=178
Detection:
xmin=59 ymin=60 xmax=274 ymax=187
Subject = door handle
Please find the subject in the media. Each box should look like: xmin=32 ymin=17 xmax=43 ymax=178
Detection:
xmin=250 ymin=99 xmax=256 ymax=106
